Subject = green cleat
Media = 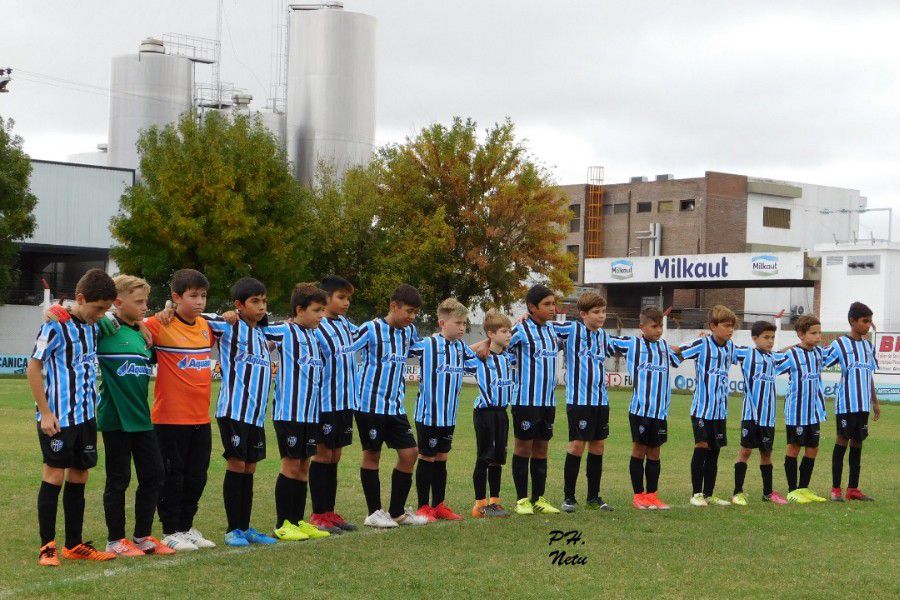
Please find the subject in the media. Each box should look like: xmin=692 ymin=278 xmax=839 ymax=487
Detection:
xmin=797 ymin=488 xmax=827 ymax=503
xmin=786 ymin=490 xmax=812 ymax=504
xmin=515 ymin=498 xmax=534 ymax=515
xmin=705 ymin=495 xmax=732 ymax=506
xmin=294 ymin=520 xmax=331 ymax=539
xmin=731 ymin=492 xmax=749 ymax=506
xmin=273 ymin=521 xmax=308 ymax=541
xmin=532 ymin=497 xmax=561 ymax=514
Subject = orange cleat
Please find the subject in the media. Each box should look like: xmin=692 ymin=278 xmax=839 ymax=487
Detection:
xmin=472 ymin=499 xmax=487 ymax=518
xmin=134 ymin=536 xmax=176 ymax=555
xmin=633 ymin=492 xmax=652 ymax=510
xmin=415 ymin=505 xmax=437 ymax=522
xmin=644 ymin=492 xmax=670 ymax=510
xmin=38 ymin=541 xmax=60 ymax=567
xmin=62 ymin=541 xmax=117 ymax=561
xmin=107 ymin=538 xmax=145 ymax=557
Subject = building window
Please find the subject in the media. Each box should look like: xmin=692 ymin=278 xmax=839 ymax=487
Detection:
xmin=566 ymin=245 xmax=580 ymax=281
xmin=763 ymin=206 xmax=791 ymax=229
xmin=658 ymin=200 xmax=674 ymax=212
xmin=636 ymin=202 xmax=652 ymax=213
xmin=613 ymin=203 xmax=629 ymax=215
xmin=569 ymin=204 xmax=581 ymax=233
xmin=601 ymin=204 xmax=613 ymax=216
xmin=680 ymin=199 xmax=696 ymax=211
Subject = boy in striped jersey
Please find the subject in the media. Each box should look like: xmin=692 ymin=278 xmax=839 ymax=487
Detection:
xmin=265 ymin=283 xmax=334 ymax=540
xmin=825 ymin=302 xmax=880 ymax=502
xmin=508 ymin=285 xmax=561 ymax=515
xmin=730 ymin=321 xmax=788 ymax=505
xmin=411 ymin=298 xmax=478 ymax=522
xmin=468 ymin=310 xmax=515 ymax=518
xmin=678 ymin=305 xmax=738 ymax=507
xmin=776 ymin=315 xmax=828 ymax=504
xmin=309 ymin=276 xmax=360 ymax=532
xmin=555 ymin=292 xmax=616 ymax=513
xmin=609 ymin=306 xmax=682 ymax=510
xmin=354 ymin=284 xmax=429 ymax=528
xmin=28 ymin=268 xmax=118 ymax=566
xmin=208 ymin=277 xmax=277 ymax=546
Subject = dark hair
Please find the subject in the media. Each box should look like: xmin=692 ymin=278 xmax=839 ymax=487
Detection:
xmin=576 ymin=291 xmax=606 ymax=313
xmin=390 ymin=284 xmax=422 ymax=308
xmin=794 ymin=314 xmax=820 ymax=334
xmin=292 ymin=283 xmax=327 ymax=316
xmin=231 ymin=277 xmax=267 ymax=303
xmin=751 ymin=320 xmax=777 ymax=337
xmin=76 ymin=268 xmax=117 ymax=302
xmin=320 ymin=275 xmax=355 ymax=296
xmin=848 ymin=301 xmax=873 ymax=322
xmin=525 ymin=284 xmax=554 ymax=311
xmin=640 ymin=306 xmax=663 ymax=326
xmin=170 ymin=269 xmax=210 ymax=295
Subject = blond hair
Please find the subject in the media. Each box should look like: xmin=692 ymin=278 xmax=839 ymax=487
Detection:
xmin=482 ymin=309 xmax=512 ymax=333
xmin=437 ymin=297 xmax=469 ymax=321
xmin=114 ymin=274 xmax=150 ymax=296
xmin=576 ymin=291 xmax=607 ymax=313
xmin=709 ymin=304 xmax=737 ymax=326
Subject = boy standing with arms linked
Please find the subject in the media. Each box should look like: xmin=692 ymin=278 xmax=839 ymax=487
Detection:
xmin=468 ymin=310 xmax=515 ymax=518
xmin=144 ymin=269 xmax=217 ymax=552
xmin=825 ymin=302 xmax=880 ymax=502
xmin=776 ymin=315 xmax=828 ymax=504
xmin=609 ymin=306 xmax=682 ymax=510
xmin=678 ymin=305 xmax=738 ymax=507
xmin=555 ymin=292 xmax=616 ymax=513
xmin=411 ymin=298 xmax=478 ymax=522
xmin=354 ymin=284 xmax=429 ymax=528
xmin=731 ymin=321 xmax=788 ymax=505
xmin=29 ymin=268 xmax=118 ymax=566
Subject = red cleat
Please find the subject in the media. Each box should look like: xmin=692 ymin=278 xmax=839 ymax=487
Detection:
xmin=845 ymin=488 xmax=875 ymax=501
xmin=643 ymin=492 xmax=670 ymax=510
xmin=416 ymin=505 xmax=437 ymax=522
xmin=633 ymin=493 xmax=652 ymax=510
xmin=431 ymin=502 xmax=463 ymax=521
xmin=830 ymin=487 xmax=845 ymax=502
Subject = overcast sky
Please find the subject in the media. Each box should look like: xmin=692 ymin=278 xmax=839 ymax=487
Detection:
xmin=4 ymin=1 xmax=899 ymax=231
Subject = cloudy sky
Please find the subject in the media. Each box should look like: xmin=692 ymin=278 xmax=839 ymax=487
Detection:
xmin=4 ymin=1 xmax=899 ymax=232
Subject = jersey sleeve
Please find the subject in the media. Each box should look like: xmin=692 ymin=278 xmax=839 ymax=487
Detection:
xmin=262 ymin=322 xmax=288 ymax=345
xmin=774 ymin=352 xmax=792 ymax=375
xmin=822 ymin=340 xmax=840 ymax=368
xmin=143 ymin=316 xmax=161 ymax=345
xmin=349 ymin=320 xmax=373 ymax=352
xmin=31 ymin=322 xmax=62 ymax=361
xmin=608 ymin=335 xmax=631 ymax=357
xmin=508 ymin=323 xmax=525 ymax=351
xmin=205 ymin=315 xmax=229 ymax=337
xmin=679 ymin=337 xmax=704 ymax=360
xmin=409 ymin=338 xmax=426 ymax=359
xmin=732 ymin=345 xmax=749 ymax=365
xmin=464 ymin=356 xmax=481 ymax=374
xmin=462 ymin=344 xmax=479 ymax=362
xmin=667 ymin=343 xmax=684 ymax=367
xmin=551 ymin=321 xmax=573 ymax=340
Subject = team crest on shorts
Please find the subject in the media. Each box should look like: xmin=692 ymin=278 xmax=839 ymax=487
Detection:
xmin=742 ymin=428 xmax=749 ymax=437
xmin=520 ymin=421 xmax=531 ymax=431
xmin=428 ymin=438 xmax=438 ymax=448
xmin=841 ymin=419 xmax=847 ymax=428
xmin=795 ymin=426 xmax=803 ymax=435
xmin=638 ymin=425 xmax=645 ymax=434
xmin=369 ymin=428 xmax=378 ymax=440
xmin=287 ymin=435 xmax=298 ymax=448
xmin=50 ymin=439 xmax=63 ymax=453
xmin=698 ymin=419 xmax=705 ymax=428
xmin=231 ymin=435 xmax=241 ymax=447
xmin=578 ymin=420 xmax=588 ymax=430
xmin=322 ymin=424 xmax=333 ymax=435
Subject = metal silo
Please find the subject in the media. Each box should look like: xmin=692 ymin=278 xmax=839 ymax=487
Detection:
xmin=108 ymin=38 xmax=194 ymax=170
xmin=285 ymin=3 xmax=376 ymax=186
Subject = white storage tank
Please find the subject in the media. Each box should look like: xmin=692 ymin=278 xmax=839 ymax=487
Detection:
xmin=108 ymin=38 xmax=194 ymax=170
xmin=286 ymin=3 xmax=376 ymax=186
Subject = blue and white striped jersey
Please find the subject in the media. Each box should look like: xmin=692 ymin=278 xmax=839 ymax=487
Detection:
xmin=776 ymin=346 xmax=827 ymax=426
xmin=679 ymin=336 xmax=738 ymax=420
xmin=354 ymin=318 xmax=420 ymax=415
xmin=553 ymin=321 xmax=614 ymax=407
xmin=411 ymin=334 xmax=477 ymax=426
xmin=315 ymin=316 xmax=359 ymax=412
xmin=31 ymin=318 xmax=99 ymax=427
xmin=466 ymin=351 xmax=517 ymax=409
xmin=733 ymin=346 xmax=780 ymax=427
xmin=264 ymin=322 xmax=323 ymax=423
xmin=824 ymin=336 xmax=878 ymax=414
xmin=208 ymin=318 xmax=272 ymax=427
xmin=508 ymin=318 xmax=559 ymax=407
xmin=609 ymin=336 xmax=682 ymax=420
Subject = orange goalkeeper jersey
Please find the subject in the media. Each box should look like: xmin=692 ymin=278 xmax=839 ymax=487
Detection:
xmin=144 ymin=314 xmax=215 ymax=425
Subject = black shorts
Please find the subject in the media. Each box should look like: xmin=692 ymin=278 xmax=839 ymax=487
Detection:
xmin=691 ymin=417 xmax=728 ymax=449
xmin=318 ymin=409 xmax=355 ymax=449
xmin=273 ymin=421 xmax=318 ymax=459
xmin=511 ymin=406 xmax=556 ymax=441
xmin=474 ymin=407 xmax=509 ymax=465
xmin=785 ymin=422 xmax=821 ymax=448
xmin=415 ymin=422 xmax=455 ymax=457
xmin=217 ymin=417 xmax=266 ymax=463
xmin=628 ymin=413 xmax=668 ymax=447
xmin=37 ymin=419 xmax=98 ymax=470
xmin=836 ymin=412 xmax=869 ymax=442
xmin=355 ymin=412 xmax=416 ymax=451
xmin=567 ymin=405 xmax=610 ymax=442
xmin=740 ymin=420 xmax=775 ymax=452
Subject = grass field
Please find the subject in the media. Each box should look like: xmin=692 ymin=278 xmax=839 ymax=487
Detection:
xmin=0 ymin=379 xmax=897 ymax=599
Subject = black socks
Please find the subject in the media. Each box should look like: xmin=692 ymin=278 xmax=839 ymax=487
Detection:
xmin=691 ymin=448 xmax=709 ymax=494
xmin=734 ymin=461 xmax=748 ymax=495
xmin=563 ymin=453 xmax=581 ymax=499
xmin=512 ymin=455 xmax=528 ymax=500
xmin=388 ymin=469 xmax=412 ymax=518
xmin=586 ymin=453 xmax=603 ymax=499
xmin=38 ymin=481 xmax=61 ymax=545
xmin=848 ymin=446 xmax=862 ymax=489
xmin=416 ymin=459 xmax=434 ymax=507
xmin=360 ymin=468 xmax=381 ymax=514
xmin=529 ymin=458 xmax=547 ymax=502
xmin=798 ymin=456 xmax=815 ymax=489
xmin=629 ymin=456 xmax=644 ymax=494
xmin=784 ymin=456 xmax=798 ymax=491
xmin=62 ymin=482 xmax=85 ymax=549
xmin=432 ymin=460 xmax=448 ymax=507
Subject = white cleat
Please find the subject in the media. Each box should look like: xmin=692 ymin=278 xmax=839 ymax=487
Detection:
xmin=364 ymin=509 xmax=399 ymax=529
xmin=183 ymin=528 xmax=217 ymax=548
xmin=689 ymin=493 xmax=708 ymax=507
xmin=162 ymin=532 xmax=198 ymax=552
xmin=393 ymin=508 xmax=429 ymax=526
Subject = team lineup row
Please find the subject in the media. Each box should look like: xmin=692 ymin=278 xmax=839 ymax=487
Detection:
xmin=28 ymin=268 xmax=880 ymax=566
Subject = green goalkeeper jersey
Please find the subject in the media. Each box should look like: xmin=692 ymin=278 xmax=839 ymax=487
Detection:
xmin=97 ymin=316 xmax=154 ymax=432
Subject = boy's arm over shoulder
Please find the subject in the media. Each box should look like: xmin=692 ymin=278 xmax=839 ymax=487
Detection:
xmin=607 ymin=335 xmax=630 ymax=356
xmin=678 ymin=336 xmax=705 ymax=359
xmin=349 ymin=320 xmax=373 ymax=352
xmin=822 ymin=339 xmax=841 ymax=367
xmin=666 ymin=341 xmax=684 ymax=367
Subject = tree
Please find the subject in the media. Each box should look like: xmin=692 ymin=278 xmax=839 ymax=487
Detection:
xmin=372 ymin=117 xmax=574 ymax=309
xmin=0 ymin=116 xmax=38 ymax=303
xmin=110 ymin=111 xmax=312 ymax=311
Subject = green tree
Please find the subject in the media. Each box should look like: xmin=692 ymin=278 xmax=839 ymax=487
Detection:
xmin=0 ymin=116 xmax=38 ymax=303
xmin=110 ymin=111 xmax=311 ymax=311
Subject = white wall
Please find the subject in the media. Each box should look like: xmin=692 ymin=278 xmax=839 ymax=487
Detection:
xmin=0 ymin=305 xmax=43 ymax=356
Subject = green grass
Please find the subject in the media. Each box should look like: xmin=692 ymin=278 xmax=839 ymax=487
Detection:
xmin=0 ymin=379 xmax=897 ymax=599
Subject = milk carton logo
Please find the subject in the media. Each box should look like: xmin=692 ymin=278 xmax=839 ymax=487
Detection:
xmin=751 ymin=254 xmax=779 ymax=277
xmin=610 ymin=259 xmax=634 ymax=280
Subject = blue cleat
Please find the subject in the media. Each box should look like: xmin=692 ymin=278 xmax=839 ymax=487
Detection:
xmin=243 ymin=528 xmax=277 ymax=545
xmin=224 ymin=529 xmax=249 ymax=547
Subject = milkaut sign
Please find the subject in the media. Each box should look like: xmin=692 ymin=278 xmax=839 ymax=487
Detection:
xmin=584 ymin=252 xmax=806 ymax=284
